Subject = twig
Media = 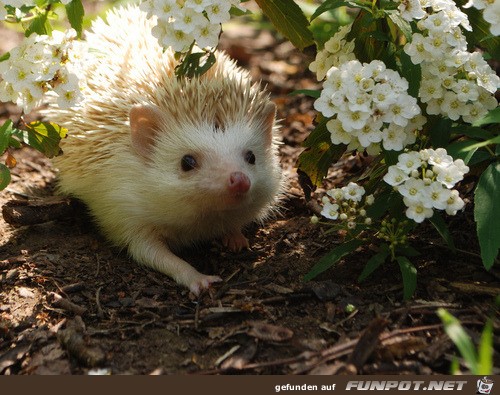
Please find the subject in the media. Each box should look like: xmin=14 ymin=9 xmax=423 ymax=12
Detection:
xmin=95 ymin=286 xmax=104 ymax=318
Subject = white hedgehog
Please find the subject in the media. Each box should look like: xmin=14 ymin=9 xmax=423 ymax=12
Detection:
xmin=45 ymin=6 xmax=283 ymax=295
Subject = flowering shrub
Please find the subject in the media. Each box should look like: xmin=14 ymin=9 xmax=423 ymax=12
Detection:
xmin=314 ymin=59 xmax=423 ymax=153
xmin=383 ymin=148 xmax=469 ymax=222
xmin=0 ymin=29 xmax=84 ymax=113
xmin=298 ymin=0 xmax=499 ymax=298
xmin=0 ymin=0 xmax=498 ymax=298
xmin=139 ymin=0 xmax=244 ymax=52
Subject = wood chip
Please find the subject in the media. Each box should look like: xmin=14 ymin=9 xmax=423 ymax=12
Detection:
xmin=247 ymin=321 xmax=294 ymax=342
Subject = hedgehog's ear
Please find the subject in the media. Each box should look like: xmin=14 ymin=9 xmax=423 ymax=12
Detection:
xmin=260 ymin=102 xmax=276 ymax=146
xmin=129 ymin=104 xmax=163 ymax=159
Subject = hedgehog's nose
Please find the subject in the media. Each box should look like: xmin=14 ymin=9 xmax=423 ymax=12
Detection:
xmin=228 ymin=171 xmax=251 ymax=194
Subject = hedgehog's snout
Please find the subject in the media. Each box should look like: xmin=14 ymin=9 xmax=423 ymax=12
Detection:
xmin=228 ymin=171 xmax=251 ymax=195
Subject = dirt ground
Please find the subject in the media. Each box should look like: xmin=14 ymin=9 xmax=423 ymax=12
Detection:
xmin=0 ymin=15 xmax=499 ymax=375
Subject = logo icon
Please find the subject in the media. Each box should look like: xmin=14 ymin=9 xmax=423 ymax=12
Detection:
xmin=477 ymin=377 xmax=494 ymax=394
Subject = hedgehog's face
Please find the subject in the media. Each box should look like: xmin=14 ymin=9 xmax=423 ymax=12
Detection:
xmin=129 ymin=103 xmax=282 ymax=224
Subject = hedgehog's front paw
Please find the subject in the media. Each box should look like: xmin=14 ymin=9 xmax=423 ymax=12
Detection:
xmin=222 ymin=231 xmax=249 ymax=252
xmin=188 ymin=274 xmax=222 ymax=296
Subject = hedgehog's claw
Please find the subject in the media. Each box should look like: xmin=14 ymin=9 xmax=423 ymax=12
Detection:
xmin=189 ymin=274 xmax=222 ymax=296
xmin=222 ymin=231 xmax=249 ymax=252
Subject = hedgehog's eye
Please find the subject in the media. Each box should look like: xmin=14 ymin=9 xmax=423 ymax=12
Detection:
xmin=181 ymin=155 xmax=197 ymax=171
xmin=245 ymin=150 xmax=256 ymax=165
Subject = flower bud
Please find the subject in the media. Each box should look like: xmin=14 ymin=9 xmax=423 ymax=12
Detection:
xmin=311 ymin=215 xmax=319 ymax=224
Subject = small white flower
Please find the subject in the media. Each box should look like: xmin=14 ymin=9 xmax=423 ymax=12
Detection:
xmin=436 ymin=163 xmax=466 ymax=188
xmin=422 ymin=181 xmax=452 ymax=209
xmin=445 ymin=189 xmax=465 ymax=215
xmin=427 ymin=148 xmax=454 ymax=168
xmin=404 ymin=33 xmax=428 ymax=64
xmin=193 ymin=18 xmax=221 ymax=48
xmin=341 ymin=182 xmax=365 ymax=202
xmin=404 ymin=199 xmax=434 ymax=223
xmin=382 ymin=95 xmax=420 ymax=127
xmin=321 ymin=202 xmax=340 ymax=220
xmin=309 ymin=50 xmax=335 ymax=81
xmin=173 ymin=7 xmax=206 ymax=34
xmin=337 ymin=109 xmax=371 ymax=132
xmin=372 ymin=82 xmax=397 ymax=109
xmin=205 ymin=1 xmax=231 ymax=24
xmin=440 ymin=91 xmax=470 ymax=121
xmin=355 ymin=118 xmax=383 ymax=147
xmin=185 ymin=0 xmax=212 ymax=12
xmin=381 ymin=124 xmax=409 ymax=151
xmin=419 ymin=78 xmax=444 ymax=103
xmin=483 ymin=0 xmax=500 ymax=35
xmin=396 ymin=151 xmax=422 ymax=173
xmin=327 ymin=188 xmax=344 ymax=201
xmin=398 ymin=177 xmax=426 ymax=203
xmin=398 ymin=0 xmax=427 ymax=20
xmin=327 ymin=118 xmax=353 ymax=145
xmin=384 ymin=166 xmax=410 ymax=186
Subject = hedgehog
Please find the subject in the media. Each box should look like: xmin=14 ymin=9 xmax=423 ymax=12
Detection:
xmin=44 ymin=6 xmax=283 ymax=295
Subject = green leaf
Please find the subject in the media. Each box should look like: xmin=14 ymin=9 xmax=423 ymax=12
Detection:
xmin=25 ymin=10 xmax=52 ymax=36
xmin=446 ymin=140 xmax=478 ymax=163
xmin=0 ymin=163 xmax=11 ymax=190
xmin=473 ymin=107 xmax=500 ymax=127
xmin=428 ymin=116 xmax=452 ymax=148
xmin=437 ymin=308 xmax=478 ymax=374
xmin=297 ymin=118 xmax=346 ymax=186
xmin=310 ymin=0 xmax=352 ymax=21
xmin=451 ymin=125 xmax=494 ymax=140
xmin=0 ymin=120 xmax=14 ymax=154
xmin=255 ymin=0 xmax=314 ymax=50
xmin=289 ymin=89 xmax=321 ymax=98
xmin=429 ymin=212 xmax=456 ymax=252
xmin=383 ymin=148 xmax=400 ymax=166
xmin=304 ymin=239 xmax=364 ymax=281
xmin=462 ymin=135 xmax=500 ymax=151
xmin=462 ymin=6 xmax=500 ymax=60
xmin=386 ymin=11 xmax=412 ymax=41
xmin=0 ymin=52 xmax=10 ymax=62
xmin=229 ymin=5 xmax=252 ymax=16
xmin=65 ymin=0 xmax=85 ymax=38
xmin=365 ymin=188 xmax=400 ymax=220
xmin=395 ymin=245 xmax=420 ymax=257
xmin=175 ymin=50 xmax=217 ymax=78
xmin=396 ymin=255 xmax=417 ymax=300
xmin=477 ymin=319 xmax=493 ymax=375
xmin=399 ymin=50 xmax=421 ymax=98
xmin=358 ymin=244 xmax=390 ymax=282
xmin=13 ymin=121 xmax=68 ymax=158
xmin=474 ymin=162 xmax=500 ymax=270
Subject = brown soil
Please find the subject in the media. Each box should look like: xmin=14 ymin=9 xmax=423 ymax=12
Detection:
xmin=0 ymin=18 xmax=498 ymax=375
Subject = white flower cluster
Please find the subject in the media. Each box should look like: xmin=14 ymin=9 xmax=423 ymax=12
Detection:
xmin=309 ymin=23 xmax=356 ymax=81
xmin=140 ymin=0 xmax=244 ymax=53
xmin=0 ymin=30 xmax=85 ymax=113
xmin=1 ymin=0 xmax=72 ymax=20
xmin=320 ymin=182 xmax=374 ymax=229
xmin=464 ymin=0 xmax=500 ymax=36
xmin=402 ymin=0 xmax=500 ymax=124
xmin=383 ymin=148 xmax=469 ymax=223
xmin=0 ymin=0 xmax=31 ymax=19
xmin=315 ymin=59 xmax=425 ymax=153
